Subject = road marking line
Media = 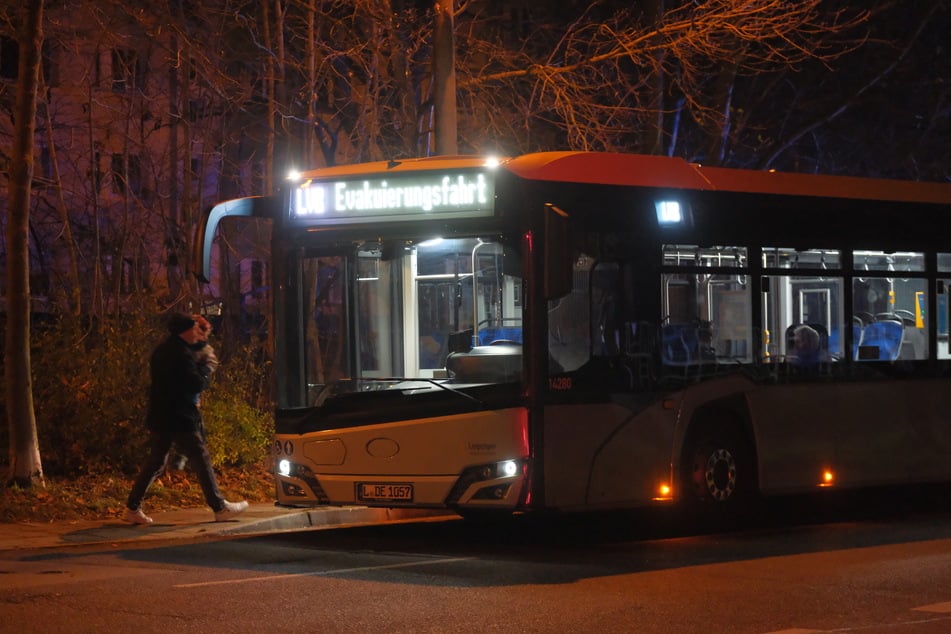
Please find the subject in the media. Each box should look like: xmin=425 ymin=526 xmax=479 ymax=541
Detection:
xmin=913 ymin=601 xmax=951 ymax=613
xmin=173 ymin=556 xmax=474 ymax=588
xmin=763 ymin=610 xmax=951 ymax=634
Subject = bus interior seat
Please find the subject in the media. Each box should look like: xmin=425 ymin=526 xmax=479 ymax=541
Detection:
xmin=851 ymin=316 xmax=864 ymax=360
xmin=476 ymin=325 xmax=523 ymax=346
xmin=891 ymin=309 xmax=917 ymax=326
xmin=899 ymin=335 xmax=924 ymax=360
xmin=891 ymin=310 xmax=926 ymax=359
xmin=857 ymin=319 xmax=903 ymax=361
xmin=826 ymin=326 xmax=841 ymax=359
xmin=621 ymin=321 xmax=656 ymax=388
xmin=661 ymin=323 xmax=699 ymax=366
xmin=623 ymin=320 xmax=656 ymax=355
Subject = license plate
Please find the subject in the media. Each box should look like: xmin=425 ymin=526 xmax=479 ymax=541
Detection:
xmin=358 ymin=483 xmax=414 ymax=502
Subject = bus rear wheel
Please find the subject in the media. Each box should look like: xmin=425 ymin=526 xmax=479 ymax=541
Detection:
xmin=683 ymin=425 xmax=756 ymax=515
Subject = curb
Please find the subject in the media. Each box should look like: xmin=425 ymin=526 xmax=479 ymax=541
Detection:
xmin=0 ymin=506 xmax=455 ymax=552
xmin=218 ymin=506 xmax=451 ymax=536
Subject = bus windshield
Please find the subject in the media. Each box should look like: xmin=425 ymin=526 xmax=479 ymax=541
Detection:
xmin=302 ymin=237 xmax=523 ymax=406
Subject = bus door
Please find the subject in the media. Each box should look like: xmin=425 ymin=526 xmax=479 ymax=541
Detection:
xmin=542 ymin=244 xmax=679 ymax=510
xmin=402 ymin=237 xmax=522 ymax=379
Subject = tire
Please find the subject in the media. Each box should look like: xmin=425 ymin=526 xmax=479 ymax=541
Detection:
xmin=683 ymin=424 xmax=757 ymax=516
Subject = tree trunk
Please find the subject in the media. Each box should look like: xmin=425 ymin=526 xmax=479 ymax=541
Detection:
xmin=5 ymin=0 xmax=45 ymax=488
xmin=644 ymin=0 xmax=665 ymax=155
xmin=432 ymin=1 xmax=457 ymax=155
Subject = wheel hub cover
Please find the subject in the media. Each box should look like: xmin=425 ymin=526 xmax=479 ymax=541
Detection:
xmin=705 ymin=448 xmax=736 ymax=501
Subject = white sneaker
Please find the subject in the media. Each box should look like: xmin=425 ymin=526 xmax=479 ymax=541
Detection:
xmin=214 ymin=500 xmax=249 ymax=522
xmin=123 ymin=507 xmax=153 ymax=525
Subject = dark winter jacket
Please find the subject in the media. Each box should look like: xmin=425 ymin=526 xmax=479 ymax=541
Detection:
xmin=145 ymin=334 xmax=212 ymax=433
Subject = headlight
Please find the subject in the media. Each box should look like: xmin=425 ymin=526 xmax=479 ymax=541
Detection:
xmin=500 ymin=460 xmax=518 ymax=477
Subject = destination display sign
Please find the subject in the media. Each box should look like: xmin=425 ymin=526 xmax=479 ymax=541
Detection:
xmin=291 ymin=170 xmax=495 ymax=224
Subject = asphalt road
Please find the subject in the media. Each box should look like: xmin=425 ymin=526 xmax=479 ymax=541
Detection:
xmin=2 ymin=487 xmax=951 ymax=633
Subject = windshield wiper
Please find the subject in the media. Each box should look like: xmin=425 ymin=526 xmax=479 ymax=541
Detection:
xmin=394 ymin=377 xmax=485 ymax=408
xmin=315 ymin=377 xmax=484 ymax=408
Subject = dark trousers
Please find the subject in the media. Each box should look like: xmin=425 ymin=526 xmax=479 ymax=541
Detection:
xmin=126 ymin=429 xmax=225 ymax=513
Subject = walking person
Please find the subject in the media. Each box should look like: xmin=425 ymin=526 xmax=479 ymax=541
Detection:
xmin=124 ymin=312 xmax=248 ymax=524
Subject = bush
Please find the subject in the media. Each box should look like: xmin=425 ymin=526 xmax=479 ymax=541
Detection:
xmin=30 ymin=313 xmax=154 ymax=476
xmin=201 ymin=342 xmax=274 ymax=467
xmin=22 ymin=311 xmax=273 ymax=477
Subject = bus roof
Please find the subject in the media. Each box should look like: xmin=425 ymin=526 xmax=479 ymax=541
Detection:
xmin=503 ymin=152 xmax=951 ymax=205
xmin=299 ymin=151 xmax=951 ymax=205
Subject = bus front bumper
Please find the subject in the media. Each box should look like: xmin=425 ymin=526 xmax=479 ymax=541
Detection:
xmin=274 ymin=458 xmax=531 ymax=510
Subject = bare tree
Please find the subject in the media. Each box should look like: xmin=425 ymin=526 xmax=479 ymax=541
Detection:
xmin=37 ymin=66 xmax=83 ymax=316
xmin=5 ymin=0 xmax=45 ymax=488
xmin=758 ymin=2 xmax=943 ymax=171
xmin=454 ymin=0 xmax=869 ymax=162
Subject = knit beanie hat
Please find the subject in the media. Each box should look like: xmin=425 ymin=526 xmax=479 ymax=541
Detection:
xmin=167 ymin=312 xmax=196 ymax=335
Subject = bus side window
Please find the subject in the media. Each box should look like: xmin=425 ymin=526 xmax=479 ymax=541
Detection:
xmin=939 ymin=279 xmax=950 ymax=359
xmin=548 ymin=253 xmax=594 ymax=374
xmin=854 ymin=307 xmax=927 ymax=362
xmin=853 ymin=251 xmax=928 ymax=362
xmin=938 ymin=253 xmax=951 ymax=359
xmin=660 ymin=245 xmax=751 ymax=365
xmin=764 ymin=273 xmax=844 ymax=365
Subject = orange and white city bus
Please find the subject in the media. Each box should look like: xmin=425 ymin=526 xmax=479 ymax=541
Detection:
xmin=195 ymin=152 xmax=951 ymax=519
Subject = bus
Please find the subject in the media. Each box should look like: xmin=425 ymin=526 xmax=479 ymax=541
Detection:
xmin=195 ymin=151 xmax=951 ymax=518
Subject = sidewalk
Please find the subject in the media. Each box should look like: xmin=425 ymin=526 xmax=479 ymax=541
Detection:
xmin=0 ymin=504 xmax=451 ymax=552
